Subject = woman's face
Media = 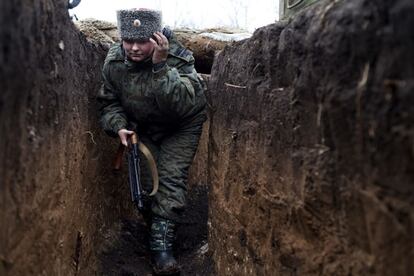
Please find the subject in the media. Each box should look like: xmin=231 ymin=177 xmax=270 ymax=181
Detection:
xmin=122 ymin=39 xmax=154 ymax=62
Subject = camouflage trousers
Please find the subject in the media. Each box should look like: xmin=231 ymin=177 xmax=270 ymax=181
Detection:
xmin=137 ymin=117 xmax=205 ymax=222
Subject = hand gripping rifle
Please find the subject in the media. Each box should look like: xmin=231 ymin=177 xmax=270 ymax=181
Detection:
xmin=113 ymin=132 xmax=159 ymax=211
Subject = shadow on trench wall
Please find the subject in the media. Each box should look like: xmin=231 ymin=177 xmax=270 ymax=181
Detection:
xmin=0 ymin=0 xmax=139 ymax=275
xmin=207 ymin=0 xmax=414 ymax=275
xmin=0 ymin=1 xmax=213 ymax=276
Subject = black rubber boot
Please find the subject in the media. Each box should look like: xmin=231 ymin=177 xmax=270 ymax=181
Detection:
xmin=140 ymin=207 xmax=153 ymax=228
xmin=150 ymin=216 xmax=180 ymax=275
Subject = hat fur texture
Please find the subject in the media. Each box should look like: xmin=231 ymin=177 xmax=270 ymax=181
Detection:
xmin=117 ymin=9 xmax=162 ymax=40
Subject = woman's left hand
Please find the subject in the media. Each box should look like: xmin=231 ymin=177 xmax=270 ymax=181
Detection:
xmin=150 ymin=31 xmax=169 ymax=64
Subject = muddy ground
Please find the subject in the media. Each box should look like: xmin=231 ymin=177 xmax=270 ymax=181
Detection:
xmin=97 ymin=185 xmax=214 ymax=276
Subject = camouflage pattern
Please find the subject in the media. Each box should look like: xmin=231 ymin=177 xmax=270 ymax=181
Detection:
xmin=97 ymin=29 xmax=207 ymax=140
xmin=150 ymin=216 xmax=176 ymax=251
xmin=138 ymin=121 xmax=204 ymax=221
xmin=97 ymin=29 xmax=207 ymax=221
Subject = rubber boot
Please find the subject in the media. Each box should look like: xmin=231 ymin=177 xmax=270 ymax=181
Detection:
xmin=150 ymin=216 xmax=180 ymax=275
xmin=140 ymin=204 xmax=153 ymax=228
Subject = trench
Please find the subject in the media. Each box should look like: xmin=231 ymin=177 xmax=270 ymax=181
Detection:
xmin=1 ymin=0 xmax=414 ymax=276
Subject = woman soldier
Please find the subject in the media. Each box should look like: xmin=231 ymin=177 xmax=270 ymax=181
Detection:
xmin=97 ymin=9 xmax=207 ymax=274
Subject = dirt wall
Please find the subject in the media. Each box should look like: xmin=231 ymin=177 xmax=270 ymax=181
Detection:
xmin=0 ymin=1 xmax=212 ymax=275
xmin=0 ymin=1 xmax=134 ymax=275
xmin=208 ymin=0 xmax=414 ymax=275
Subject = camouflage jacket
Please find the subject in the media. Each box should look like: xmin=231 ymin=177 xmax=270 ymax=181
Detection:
xmin=97 ymin=30 xmax=207 ymax=139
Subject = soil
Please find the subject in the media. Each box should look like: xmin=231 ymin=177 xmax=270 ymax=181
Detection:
xmin=0 ymin=1 xmax=212 ymax=275
xmin=97 ymin=185 xmax=214 ymax=276
xmin=208 ymin=0 xmax=414 ymax=275
xmin=2 ymin=0 xmax=414 ymax=275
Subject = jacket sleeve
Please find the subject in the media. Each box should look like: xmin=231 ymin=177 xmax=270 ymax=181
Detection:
xmin=96 ymin=64 xmax=128 ymax=137
xmin=151 ymin=55 xmax=205 ymax=120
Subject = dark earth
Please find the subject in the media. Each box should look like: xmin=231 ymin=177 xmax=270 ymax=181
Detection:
xmin=0 ymin=0 xmax=213 ymax=275
xmin=208 ymin=0 xmax=414 ymax=275
xmin=97 ymin=185 xmax=214 ymax=276
xmin=1 ymin=0 xmax=413 ymax=275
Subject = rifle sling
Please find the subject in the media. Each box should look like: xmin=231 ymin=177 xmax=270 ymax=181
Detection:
xmin=138 ymin=141 xmax=159 ymax=196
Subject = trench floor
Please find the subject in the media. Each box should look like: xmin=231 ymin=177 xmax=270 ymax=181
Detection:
xmin=97 ymin=186 xmax=214 ymax=276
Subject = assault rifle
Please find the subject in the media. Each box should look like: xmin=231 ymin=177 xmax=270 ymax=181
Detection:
xmin=113 ymin=132 xmax=159 ymax=212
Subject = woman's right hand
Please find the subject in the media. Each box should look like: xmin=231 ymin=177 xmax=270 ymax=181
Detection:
xmin=118 ymin=129 xmax=134 ymax=146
